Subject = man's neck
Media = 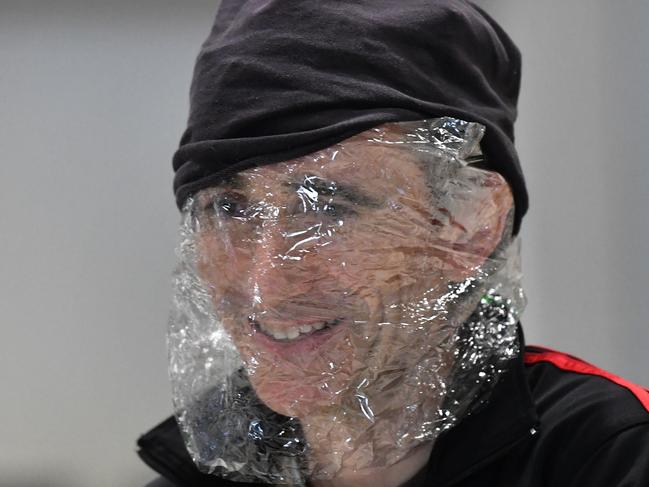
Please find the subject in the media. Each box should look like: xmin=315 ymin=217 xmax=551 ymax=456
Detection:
xmin=304 ymin=419 xmax=434 ymax=487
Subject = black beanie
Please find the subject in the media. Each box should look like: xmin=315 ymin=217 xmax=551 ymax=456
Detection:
xmin=173 ymin=0 xmax=528 ymax=234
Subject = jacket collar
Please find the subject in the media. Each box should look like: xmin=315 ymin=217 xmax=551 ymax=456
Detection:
xmin=138 ymin=324 xmax=539 ymax=486
xmin=425 ymin=323 xmax=539 ymax=485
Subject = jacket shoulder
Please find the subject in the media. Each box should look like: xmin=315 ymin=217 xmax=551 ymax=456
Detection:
xmin=521 ymin=346 xmax=649 ymax=485
xmin=524 ymin=345 xmax=649 ymax=423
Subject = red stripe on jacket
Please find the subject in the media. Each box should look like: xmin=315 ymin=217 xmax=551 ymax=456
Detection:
xmin=524 ymin=346 xmax=649 ymax=412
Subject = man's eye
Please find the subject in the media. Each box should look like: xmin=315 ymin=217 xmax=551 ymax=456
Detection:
xmin=209 ymin=193 xmax=250 ymax=219
xmin=322 ymin=203 xmax=355 ymax=217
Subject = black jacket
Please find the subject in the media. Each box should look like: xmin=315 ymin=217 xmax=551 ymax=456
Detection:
xmin=137 ymin=327 xmax=649 ymax=486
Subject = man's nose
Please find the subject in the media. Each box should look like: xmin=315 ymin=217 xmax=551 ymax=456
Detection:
xmin=249 ymin=211 xmax=326 ymax=303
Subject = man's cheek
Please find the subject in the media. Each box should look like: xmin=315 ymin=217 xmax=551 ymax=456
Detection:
xmin=201 ymin=245 xmax=251 ymax=295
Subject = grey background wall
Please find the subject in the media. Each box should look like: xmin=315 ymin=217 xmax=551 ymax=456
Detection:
xmin=1 ymin=1 xmax=646 ymax=485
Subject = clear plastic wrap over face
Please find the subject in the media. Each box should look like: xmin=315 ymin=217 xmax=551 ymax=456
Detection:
xmin=168 ymin=118 xmax=526 ymax=484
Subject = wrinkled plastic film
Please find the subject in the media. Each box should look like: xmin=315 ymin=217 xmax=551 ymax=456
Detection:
xmin=167 ymin=117 xmax=526 ymax=484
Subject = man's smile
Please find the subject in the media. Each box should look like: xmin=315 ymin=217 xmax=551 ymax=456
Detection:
xmin=249 ymin=316 xmax=343 ymax=342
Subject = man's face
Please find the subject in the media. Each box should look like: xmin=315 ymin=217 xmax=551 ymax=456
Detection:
xmin=194 ymin=126 xmax=513 ymax=419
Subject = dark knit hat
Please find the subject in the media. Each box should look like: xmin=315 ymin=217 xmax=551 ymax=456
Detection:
xmin=173 ymin=0 xmax=527 ymax=234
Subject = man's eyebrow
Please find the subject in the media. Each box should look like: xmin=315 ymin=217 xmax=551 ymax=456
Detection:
xmin=283 ymin=177 xmax=382 ymax=207
xmin=215 ymin=174 xmax=247 ymax=190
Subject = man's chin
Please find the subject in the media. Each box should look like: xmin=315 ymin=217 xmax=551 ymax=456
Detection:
xmin=251 ymin=378 xmax=346 ymax=418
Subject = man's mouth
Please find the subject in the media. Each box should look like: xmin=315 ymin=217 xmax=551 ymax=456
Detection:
xmin=249 ymin=317 xmax=343 ymax=341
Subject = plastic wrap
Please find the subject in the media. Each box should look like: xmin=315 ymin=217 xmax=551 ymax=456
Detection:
xmin=167 ymin=117 xmax=526 ymax=484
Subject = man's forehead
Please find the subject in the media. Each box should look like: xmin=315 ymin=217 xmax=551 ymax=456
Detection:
xmin=217 ymin=140 xmax=424 ymax=193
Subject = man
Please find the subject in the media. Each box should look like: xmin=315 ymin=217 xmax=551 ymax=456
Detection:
xmin=137 ymin=1 xmax=649 ymax=486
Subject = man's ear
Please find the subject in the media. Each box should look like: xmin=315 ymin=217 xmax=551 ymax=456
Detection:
xmin=440 ymin=171 xmax=514 ymax=283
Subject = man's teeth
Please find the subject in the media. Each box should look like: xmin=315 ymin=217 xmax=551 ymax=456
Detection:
xmin=258 ymin=320 xmax=336 ymax=341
